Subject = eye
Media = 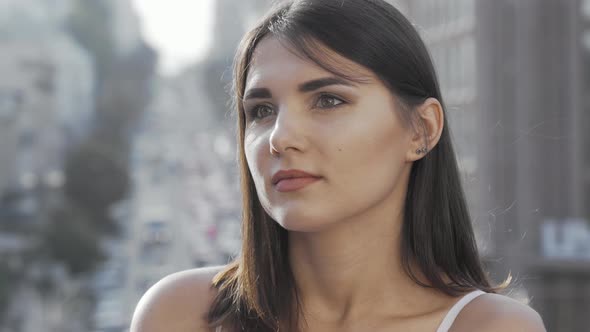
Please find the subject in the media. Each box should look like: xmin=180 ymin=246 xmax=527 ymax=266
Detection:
xmin=247 ymin=104 xmax=274 ymax=120
xmin=315 ymin=94 xmax=345 ymax=109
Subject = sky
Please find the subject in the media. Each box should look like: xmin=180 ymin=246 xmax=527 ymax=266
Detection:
xmin=131 ymin=0 xmax=215 ymax=76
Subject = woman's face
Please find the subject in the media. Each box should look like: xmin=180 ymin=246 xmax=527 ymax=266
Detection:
xmin=243 ymin=36 xmax=415 ymax=232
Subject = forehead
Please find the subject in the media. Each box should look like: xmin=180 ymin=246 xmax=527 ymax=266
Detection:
xmin=245 ymin=36 xmax=374 ymax=88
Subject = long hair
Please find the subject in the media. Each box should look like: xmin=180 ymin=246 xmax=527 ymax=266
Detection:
xmin=207 ymin=0 xmax=508 ymax=330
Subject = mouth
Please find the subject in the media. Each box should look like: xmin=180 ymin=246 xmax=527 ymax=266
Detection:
xmin=271 ymin=169 xmax=322 ymax=192
xmin=274 ymin=176 xmax=322 ymax=192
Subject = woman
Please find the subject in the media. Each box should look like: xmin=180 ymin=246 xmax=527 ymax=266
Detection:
xmin=131 ymin=0 xmax=546 ymax=331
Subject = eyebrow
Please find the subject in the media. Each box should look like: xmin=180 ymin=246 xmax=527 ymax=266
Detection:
xmin=243 ymin=76 xmax=355 ymax=101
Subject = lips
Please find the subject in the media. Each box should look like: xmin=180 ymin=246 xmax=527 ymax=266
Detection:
xmin=274 ymin=176 xmax=321 ymax=192
xmin=271 ymin=169 xmax=321 ymax=185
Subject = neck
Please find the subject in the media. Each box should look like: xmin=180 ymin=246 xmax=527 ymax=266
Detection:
xmin=287 ymin=199 xmax=452 ymax=327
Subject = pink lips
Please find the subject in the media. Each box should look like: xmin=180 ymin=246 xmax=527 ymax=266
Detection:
xmin=272 ymin=169 xmax=322 ymax=192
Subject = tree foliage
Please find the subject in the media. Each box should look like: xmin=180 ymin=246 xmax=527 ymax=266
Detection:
xmin=63 ymin=141 xmax=129 ymax=231
xmin=40 ymin=203 xmax=105 ymax=275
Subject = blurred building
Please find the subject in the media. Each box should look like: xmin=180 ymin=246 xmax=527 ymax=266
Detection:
xmin=0 ymin=0 xmax=94 ymax=215
xmin=0 ymin=87 xmax=20 ymax=200
xmin=105 ymin=0 xmax=143 ymax=57
xmin=581 ymin=0 xmax=590 ymax=237
xmin=0 ymin=1 xmax=96 ymax=332
xmin=402 ymin=0 xmax=590 ymax=330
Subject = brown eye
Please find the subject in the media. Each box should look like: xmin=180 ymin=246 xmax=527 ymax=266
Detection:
xmin=316 ymin=94 xmax=344 ymax=108
xmin=249 ymin=105 xmax=274 ymax=120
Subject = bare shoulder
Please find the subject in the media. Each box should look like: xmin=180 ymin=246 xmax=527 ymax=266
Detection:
xmin=452 ymin=293 xmax=546 ymax=332
xmin=130 ymin=265 xmax=226 ymax=332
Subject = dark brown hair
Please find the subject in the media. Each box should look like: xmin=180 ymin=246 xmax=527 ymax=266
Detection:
xmin=207 ymin=0 xmax=508 ymax=330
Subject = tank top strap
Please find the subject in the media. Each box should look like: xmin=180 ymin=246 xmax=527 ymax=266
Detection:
xmin=436 ymin=289 xmax=486 ymax=332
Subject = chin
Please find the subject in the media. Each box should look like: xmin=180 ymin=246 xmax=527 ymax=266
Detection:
xmin=271 ymin=211 xmax=335 ymax=233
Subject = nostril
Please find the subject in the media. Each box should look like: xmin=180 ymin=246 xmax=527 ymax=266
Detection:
xmin=270 ymin=145 xmax=280 ymax=156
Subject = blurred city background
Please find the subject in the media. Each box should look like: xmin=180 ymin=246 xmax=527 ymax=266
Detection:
xmin=0 ymin=0 xmax=588 ymax=331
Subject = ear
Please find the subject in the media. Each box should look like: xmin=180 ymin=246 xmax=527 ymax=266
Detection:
xmin=406 ymin=97 xmax=444 ymax=162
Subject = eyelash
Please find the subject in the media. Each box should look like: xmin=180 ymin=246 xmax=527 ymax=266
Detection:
xmin=246 ymin=93 xmax=346 ymax=121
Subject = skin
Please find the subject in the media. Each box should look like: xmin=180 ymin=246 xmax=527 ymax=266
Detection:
xmin=130 ymin=36 xmax=546 ymax=332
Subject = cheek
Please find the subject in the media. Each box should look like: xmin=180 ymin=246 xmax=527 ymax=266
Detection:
xmin=329 ymin=115 xmax=408 ymax=196
xmin=244 ymin=135 xmax=279 ymax=217
xmin=338 ymin=114 xmax=406 ymax=166
xmin=244 ymin=133 xmax=269 ymax=186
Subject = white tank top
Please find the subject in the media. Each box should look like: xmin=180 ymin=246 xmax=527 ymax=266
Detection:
xmin=436 ymin=289 xmax=486 ymax=332
xmin=214 ymin=290 xmax=486 ymax=332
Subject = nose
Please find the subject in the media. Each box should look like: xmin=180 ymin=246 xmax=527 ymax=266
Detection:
xmin=269 ymin=105 xmax=305 ymax=156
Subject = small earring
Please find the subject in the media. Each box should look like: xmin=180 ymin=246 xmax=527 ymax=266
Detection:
xmin=416 ymin=147 xmax=428 ymax=154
